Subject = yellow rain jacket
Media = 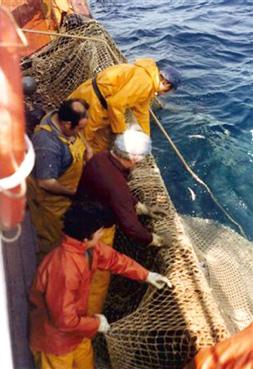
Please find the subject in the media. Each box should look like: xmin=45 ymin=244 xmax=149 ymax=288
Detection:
xmin=70 ymin=58 xmax=160 ymax=152
xmin=43 ymin=0 xmax=73 ymax=27
xmin=27 ymin=122 xmax=86 ymax=260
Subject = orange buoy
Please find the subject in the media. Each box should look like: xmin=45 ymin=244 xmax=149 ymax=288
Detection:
xmin=0 ymin=8 xmax=26 ymax=230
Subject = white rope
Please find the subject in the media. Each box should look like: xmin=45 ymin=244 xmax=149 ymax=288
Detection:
xmin=20 ymin=27 xmax=122 ymax=65
xmin=0 ymin=225 xmax=22 ymax=243
xmin=0 ymin=135 xmax=35 ymax=193
xmin=150 ymin=109 xmax=246 ymax=238
xmin=0 ymin=8 xmax=28 ymax=48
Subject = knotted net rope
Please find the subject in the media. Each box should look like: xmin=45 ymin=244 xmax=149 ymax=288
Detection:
xmin=22 ymin=16 xmax=126 ymax=110
xmin=22 ymin=16 xmax=253 ymax=369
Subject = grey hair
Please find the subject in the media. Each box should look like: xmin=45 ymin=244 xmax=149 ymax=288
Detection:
xmin=112 ymin=146 xmax=131 ymax=161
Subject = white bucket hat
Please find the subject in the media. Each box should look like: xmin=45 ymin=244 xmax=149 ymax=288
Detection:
xmin=113 ymin=129 xmax=152 ymax=162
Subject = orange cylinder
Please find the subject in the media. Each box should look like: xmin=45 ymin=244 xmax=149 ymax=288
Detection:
xmin=0 ymin=8 xmax=26 ymax=230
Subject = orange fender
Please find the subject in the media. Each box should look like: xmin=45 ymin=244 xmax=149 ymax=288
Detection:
xmin=0 ymin=8 xmax=26 ymax=230
xmin=184 ymin=323 xmax=253 ymax=369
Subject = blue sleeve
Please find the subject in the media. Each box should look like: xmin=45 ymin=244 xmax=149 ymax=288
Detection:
xmin=32 ymin=131 xmax=67 ymax=179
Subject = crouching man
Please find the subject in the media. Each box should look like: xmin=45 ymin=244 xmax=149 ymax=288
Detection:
xmin=76 ymin=129 xmax=169 ymax=315
xmin=29 ymin=201 xmax=171 ymax=369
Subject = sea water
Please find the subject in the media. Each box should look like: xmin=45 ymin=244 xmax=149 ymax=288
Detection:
xmin=90 ymin=0 xmax=253 ymax=239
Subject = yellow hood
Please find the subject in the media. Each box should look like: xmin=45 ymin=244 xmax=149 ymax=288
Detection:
xmin=134 ymin=58 xmax=160 ymax=91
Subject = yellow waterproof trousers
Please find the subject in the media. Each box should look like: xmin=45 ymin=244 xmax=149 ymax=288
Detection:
xmin=87 ymin=225 xmax=116 ymax=315
xmin=33 ymin=338 xmax=93 ymax=369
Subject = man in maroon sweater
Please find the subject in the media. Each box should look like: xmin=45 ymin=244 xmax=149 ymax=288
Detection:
xmin=76 ymin=129 xmax=165 ymax=247
xmin=75 ymin=130 xmax=167 ymax=316
xmin=76 ymin=129 xmax=167 ymax=314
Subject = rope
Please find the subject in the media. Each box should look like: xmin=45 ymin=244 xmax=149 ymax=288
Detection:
xmin=150 ymin=109 xmax=246 ymax=237
xmin=0 ymin=224 xmax=22 ymax=243
xmin=20 ymin=27 xmax=122 ymax=65
xmin=0 ymin=8 xmax=28 ymax=48
xmin=0 ymin=136 xmax=35 ymax=198
xmin=20 ymin=26 xmax=164 ymax=107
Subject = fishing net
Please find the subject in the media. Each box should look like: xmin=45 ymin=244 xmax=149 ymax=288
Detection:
xmin=22 ymin=16 xmax=253 ymax=369
xmin=22 ymin=15 xmax=126 ymax=111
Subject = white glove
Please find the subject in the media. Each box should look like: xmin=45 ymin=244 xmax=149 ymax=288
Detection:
xmin=146 ymin=272 xmax=172 ymax=289
xmin=96 ymin=314 xmax=110 ymax=333
xmin=149 ymin=233 xmax=164 ymax=247
xmin=135 ymin=202 xmax=149 ymax=215
xmin=136 ymin=202 xmax=167 ymax=219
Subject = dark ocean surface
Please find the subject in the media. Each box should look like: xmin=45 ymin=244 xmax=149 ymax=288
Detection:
xmin=90 ymin=0 xmax=253 ymax=239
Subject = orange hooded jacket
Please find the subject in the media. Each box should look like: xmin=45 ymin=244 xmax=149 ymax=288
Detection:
xmin=184 ymin=322 xmax=253 ymax=369
xmin=69 ymin=58 xmax=160 ymax=143
xmin=29 ymin=235 xmax=149 ymax=355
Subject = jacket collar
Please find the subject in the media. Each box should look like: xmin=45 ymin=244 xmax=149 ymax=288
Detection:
xmin=61 ymin=234 xmax=88 ymax=254
xmin=134 ymin=58 xmax=160 ymax=92
xmin=107 ymin=151 xmax=130 ymax=179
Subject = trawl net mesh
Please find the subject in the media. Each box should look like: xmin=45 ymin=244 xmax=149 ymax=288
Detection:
xmin=22 ymin=16 xmax=253 ymax=369
xmin=22 ymin=16 xmax=126 ymax=111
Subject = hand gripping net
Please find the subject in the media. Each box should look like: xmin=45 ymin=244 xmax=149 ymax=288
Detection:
xmin=22 ymin=16 xmax=253 ymax=369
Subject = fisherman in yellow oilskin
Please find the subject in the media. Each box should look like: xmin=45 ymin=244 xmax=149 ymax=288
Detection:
xmin=27 ymin=99 xmax=92 ymax=261
xmin=69 ymin=58 xmax=181 ymax=152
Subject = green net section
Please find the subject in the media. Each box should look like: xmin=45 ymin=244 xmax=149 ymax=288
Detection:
xmin=23 ymin=16 xmax=253 ymax=369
